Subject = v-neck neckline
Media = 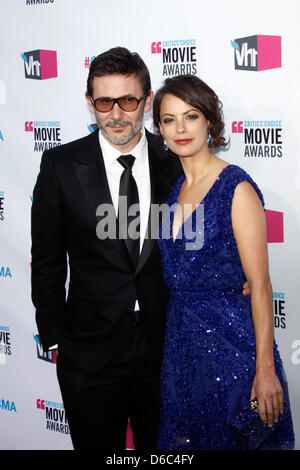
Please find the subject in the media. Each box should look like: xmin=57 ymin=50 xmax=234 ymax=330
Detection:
xmin=171 ymin=164 xmax=233 ymax=242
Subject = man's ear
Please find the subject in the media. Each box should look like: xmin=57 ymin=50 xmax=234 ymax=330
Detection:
xmin=85 ymin=93 xmax=95 ymax=115
xmin=144 ymin=90 xmax=154 ymax=113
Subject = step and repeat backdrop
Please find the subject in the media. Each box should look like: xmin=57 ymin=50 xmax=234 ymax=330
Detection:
xmin=0 ymin=0 xmax=299 ymax=450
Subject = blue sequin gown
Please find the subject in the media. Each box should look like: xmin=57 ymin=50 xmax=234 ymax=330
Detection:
xmin=157 ymin=164 xmax=294 ymax=450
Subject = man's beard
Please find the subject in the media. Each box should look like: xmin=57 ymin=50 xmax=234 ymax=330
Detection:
xmin=98 ymin=115 xmax=143 ymax=146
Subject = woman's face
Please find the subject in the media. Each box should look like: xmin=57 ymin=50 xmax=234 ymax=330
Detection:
xmin=159 ymin=93 xmax=210 ymax=159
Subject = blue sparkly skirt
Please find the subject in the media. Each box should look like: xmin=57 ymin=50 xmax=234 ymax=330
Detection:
xmin=157 ymin=288 xmax=295 ymax=450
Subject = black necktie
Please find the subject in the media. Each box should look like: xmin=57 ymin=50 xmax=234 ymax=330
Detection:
xmin=118 ymin=154 xmax=140 ymax=268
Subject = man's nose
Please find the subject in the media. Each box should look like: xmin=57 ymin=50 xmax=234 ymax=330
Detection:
xmin=110 ymin=101 xmax=124 ymax=120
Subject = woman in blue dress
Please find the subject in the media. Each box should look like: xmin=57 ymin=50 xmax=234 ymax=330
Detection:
xmin=152 ymin=75 xmax=294 ymax=450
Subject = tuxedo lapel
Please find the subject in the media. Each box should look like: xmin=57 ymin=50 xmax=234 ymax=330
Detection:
xmin=136 ymin=132 xmax=174 ymax=275
xmin=72 ymin=131 xmax=132 ymax=269
xmin=72 ymin=130 xmax=176 ymax=276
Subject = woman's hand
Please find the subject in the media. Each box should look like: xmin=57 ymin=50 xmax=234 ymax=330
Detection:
xmin=232 ymin=182 xmax=284 ymax=428
xmin=251 ymin=368 xmax=284 ymax=427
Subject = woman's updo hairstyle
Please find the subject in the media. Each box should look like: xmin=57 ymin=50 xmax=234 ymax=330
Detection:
xmin=152 ymin=74 xmax=229 ymax=149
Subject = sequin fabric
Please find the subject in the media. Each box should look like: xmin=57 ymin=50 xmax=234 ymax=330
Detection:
xmin=157 ymin=164 xmax=295 ymax=450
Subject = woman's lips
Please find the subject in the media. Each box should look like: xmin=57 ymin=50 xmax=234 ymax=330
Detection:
xmin=174 ymin=139 xmax=193 ymax=145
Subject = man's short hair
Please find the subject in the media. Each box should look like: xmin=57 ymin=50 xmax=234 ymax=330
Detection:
xmin=87 ymin=47 xmax=151 ymax=98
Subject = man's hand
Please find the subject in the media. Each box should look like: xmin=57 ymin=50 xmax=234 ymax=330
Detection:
xmin=242 ymin=281 xmax=251 ymax=296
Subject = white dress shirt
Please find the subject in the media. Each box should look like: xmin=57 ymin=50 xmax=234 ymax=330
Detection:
xmin=99 ymin=128 xmax=151 ymax=311
xmin=99 ymin=128 xmax=151 ymax=252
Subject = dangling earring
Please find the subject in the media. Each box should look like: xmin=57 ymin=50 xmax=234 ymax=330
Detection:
xmin=207 ymin=132 xmax=213 ymax=147
xmin=163 ymin=137 xmax=169 ymax=151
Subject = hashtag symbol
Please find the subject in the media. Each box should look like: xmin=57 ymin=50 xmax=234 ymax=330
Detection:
xmin=84 ymin=57 xmax=90 ymax=68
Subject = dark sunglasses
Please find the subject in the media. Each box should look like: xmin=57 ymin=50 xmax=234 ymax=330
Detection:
xmin=90 ymin=95 xmax=145 ymax=113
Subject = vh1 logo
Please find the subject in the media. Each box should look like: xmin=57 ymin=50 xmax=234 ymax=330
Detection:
xmin=33 ymin=334 xmax=57 ymax=364
xmin=265 ymin=209 xmax=284 ymax=243
xmin=231 ymin=35 xmax=281 ymax=71
xmin=21 ymin=49 xmax=57 ymax=80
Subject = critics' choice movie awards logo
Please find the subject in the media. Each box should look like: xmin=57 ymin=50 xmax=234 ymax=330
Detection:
xmin=21 ymin=50 xmax=57 ymax=80
xmin=0 ymin=266 xmax=12 ymax=279
xmin=33 ymin=334 xmax=56 ymax=364
xmin=273 ymin=292 xmax=287 ymax=329
xmin=231 ymin=35 xmax=281 ymax=71
xmin=151 ymin=39 xmax=197 ymax=76
xmin=84 ymin=56 xmax=96 ymax=69
xmin=0 ymin=326 xmax=11 ymax=365
xmin=0 ymin=398 xmax=16 ymax=413
xmin=25 ymin=120 xmax=61 ymax=151
xmin=37 ymin=398 xmax=69 ymax=434
xmin=0 ymin=191 xmax=4 ymax=221
xmin=232 ymin=120 xmax=283 ymax=158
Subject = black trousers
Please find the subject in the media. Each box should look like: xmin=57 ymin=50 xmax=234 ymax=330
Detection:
xmin=56 ymin=317 xmax=161 ymax=451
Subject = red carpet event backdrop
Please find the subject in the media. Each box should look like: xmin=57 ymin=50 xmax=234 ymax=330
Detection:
xmin=0 ymin=0 xmax=299 ymax=450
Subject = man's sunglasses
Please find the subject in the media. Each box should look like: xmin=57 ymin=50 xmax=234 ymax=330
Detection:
xmin=90 ymin=95 xmax=145 ymax=113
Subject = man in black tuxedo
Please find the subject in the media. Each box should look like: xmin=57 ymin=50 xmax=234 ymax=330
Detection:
xmin=31 ymin=47 xmax=181 ymax=450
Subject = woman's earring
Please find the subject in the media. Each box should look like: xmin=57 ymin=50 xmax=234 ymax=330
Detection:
xmin=207 ymin=133 xmax=213 ymax=147
xmin=163 ymin=137 xmax=169 ymax=151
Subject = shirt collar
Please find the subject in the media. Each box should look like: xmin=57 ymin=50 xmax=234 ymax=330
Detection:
xmin=98 ymin=127 xmax=147 ymax=167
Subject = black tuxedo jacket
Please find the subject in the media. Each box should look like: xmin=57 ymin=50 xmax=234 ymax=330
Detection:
xmin=31 ymin=129 xmax=181 ymax=375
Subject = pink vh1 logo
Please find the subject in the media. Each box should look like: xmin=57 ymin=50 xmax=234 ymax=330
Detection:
xmin=231 ymin=35 xmax=281 ymax=71
xmin=265 ymin=209 xmax=284 ymax=243
xmin=21 ymin=49 xmax=57 ymax=80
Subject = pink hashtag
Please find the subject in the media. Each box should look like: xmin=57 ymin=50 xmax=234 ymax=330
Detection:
xmin=84 ymin=57 xmax=90 ymax=68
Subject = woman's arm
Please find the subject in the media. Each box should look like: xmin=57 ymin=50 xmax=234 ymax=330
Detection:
xmin=231 ymin=181 xmax=283 ymax=427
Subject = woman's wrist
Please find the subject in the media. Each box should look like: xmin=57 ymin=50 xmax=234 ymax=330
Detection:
xmin=255 ymin=361 xmax=275 ymax=374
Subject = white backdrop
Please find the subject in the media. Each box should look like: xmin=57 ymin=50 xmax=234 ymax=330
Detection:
xmin=0 ymin=0 xmax=299 ymax=450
